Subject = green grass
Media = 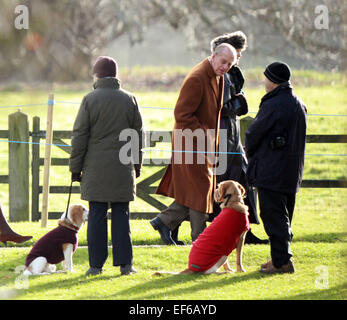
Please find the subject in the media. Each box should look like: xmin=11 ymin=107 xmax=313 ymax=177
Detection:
xmin=1 ymin=188 xmax=346 ymax=249
xmin=0 ymin=244 xmax=345 ymax=300
xmin=0 ymin=69 xmax=346 ymax=299
xmin=0 ymin=188 xmax=346 ymax=300
xmin=0 ymin=222 xmax=346 ymax=303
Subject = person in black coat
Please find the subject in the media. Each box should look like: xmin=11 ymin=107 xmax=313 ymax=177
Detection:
xmin=171 ymin=31 xmax=267 ymax=245
xmin=245 ymin=62 xmax=307 ymax=274
xmin=208 ymin=32 xmax=267 ymax=244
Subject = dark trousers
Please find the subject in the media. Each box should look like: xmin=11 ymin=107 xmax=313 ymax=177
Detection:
xmin=87 ymin=201 xmax=133 ymax=268
xmin=258 ymin=188 xmax=296 ymax=268
xmin=158 ymin=201 xmax=208 ymax=241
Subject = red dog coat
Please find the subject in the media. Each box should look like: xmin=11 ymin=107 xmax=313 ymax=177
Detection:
xmin=188 ymin=207 xmax=249 ymax=272
xmin=25 ymin=225 xmax=78 ymax=267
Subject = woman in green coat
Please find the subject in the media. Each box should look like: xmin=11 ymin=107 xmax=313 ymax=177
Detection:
xmin=69 ymin=56 xmax=144 ymax=276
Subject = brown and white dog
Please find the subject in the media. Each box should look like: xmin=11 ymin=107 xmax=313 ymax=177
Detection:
xmin=153 ymin=180 xmax=249 ymax=276
xmin=23 ymin=204 xmax=88 ymax=276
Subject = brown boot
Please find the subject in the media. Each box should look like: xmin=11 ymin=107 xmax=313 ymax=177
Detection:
xmin=0 ymin=203 xmax=32 ymax=246
xmin=261 ymin=259 xmax=272 ymax=270
xmin=260 ymin=260 xmax=295 ymax=274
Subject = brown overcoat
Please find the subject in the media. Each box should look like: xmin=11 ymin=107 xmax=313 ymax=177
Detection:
xmin=156 ymin=58 xmax=224 ymax=213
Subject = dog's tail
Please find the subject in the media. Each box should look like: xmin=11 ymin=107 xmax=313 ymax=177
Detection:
xmin=152 ymin=269 xmax=193 ymax=277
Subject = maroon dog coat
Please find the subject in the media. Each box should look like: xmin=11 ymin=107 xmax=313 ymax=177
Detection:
xmin=25 ymin=225 xmax=78 ymax=267
xmin=188 ymin=207 xmax=249 ymax=272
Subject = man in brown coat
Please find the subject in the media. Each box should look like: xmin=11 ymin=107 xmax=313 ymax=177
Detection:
xmin=151 ymin=44 xmax=237 ymax=244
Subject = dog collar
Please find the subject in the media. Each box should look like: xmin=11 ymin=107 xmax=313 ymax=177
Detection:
xmin=63 ymin=219 xmax=80 ymax=232
xmin=224 ymin=194 xmax=232 ymax=207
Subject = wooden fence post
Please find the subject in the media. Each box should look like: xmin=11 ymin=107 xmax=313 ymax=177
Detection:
xmin=31 ymin=116 xmax=40 ymax=221
xmin=41 ymin=94 xmax=54 ymax=227
xmin=8 ymin=110 xmax=29 ymax=221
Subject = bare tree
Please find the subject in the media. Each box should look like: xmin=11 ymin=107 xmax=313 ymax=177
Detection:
xmin=0 ymin=0 xmax=164 ymax=81
xmin=0 ymin=0 xmax=345 ymax=82
xmin=150 ymin=0 xmax=345 ymax=70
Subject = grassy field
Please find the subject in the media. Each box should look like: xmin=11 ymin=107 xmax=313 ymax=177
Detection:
xmin=0 ymin=68 xmax=346 ymax=300
xmin=0 ymin=203 xmax=346 ymax=300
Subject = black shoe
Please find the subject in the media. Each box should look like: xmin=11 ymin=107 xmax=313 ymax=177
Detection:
xmin=150 ymin=217 xmax=177 ymax=245
xmin=120 ymin=264 xmax=137 ymax=275
xmin=171 ymin=226 xmax=185 ymax=245
xmin=85 ymin=267 xmax=103 ymax=276
xmin=245 ymin=230 xmax=269 ymax=245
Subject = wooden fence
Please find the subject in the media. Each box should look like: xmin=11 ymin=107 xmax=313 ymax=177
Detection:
xmin=1 ymin=112 xmax=347 ymax=221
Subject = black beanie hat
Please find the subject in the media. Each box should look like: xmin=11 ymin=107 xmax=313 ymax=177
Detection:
xmin=264 ymin=62 xmax=291 ymax=84
xmin=92 ymin=56 xmax=117 ymax=78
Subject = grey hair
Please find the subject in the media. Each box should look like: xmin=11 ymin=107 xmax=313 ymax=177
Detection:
xmin=215 ymin=42 xmax=233 ymax=52
xmin=213 ymin=43 xmax=237 ymax=66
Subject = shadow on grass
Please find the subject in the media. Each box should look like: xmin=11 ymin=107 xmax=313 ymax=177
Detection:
xmin=107 ymin=271 xmax=264 ymax=300
xmin=13 ymin=273 xmax=121 ymax=299
xmin=277 ymin=283 xmax=347 ymax=300
xmin=0 ymin=248 xmax=93 ymax=295
xmin=0 ymin=248 xmax=30 ymax=286
xmin=294 ymin=232 xmax=347 ymax=243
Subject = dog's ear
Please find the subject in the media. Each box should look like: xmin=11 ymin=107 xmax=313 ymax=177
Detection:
xmin=236 ymin=182 xmax=246 ymax=197
xmin=70 ymin=205 xmax=84 ymax=226
xmin=81 ymin=204 xmax=89 ymax=214
xmin=214 ymin=182 xmax=227 ymax=203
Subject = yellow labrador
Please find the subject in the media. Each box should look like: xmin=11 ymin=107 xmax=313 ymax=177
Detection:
xmin=153 ymin=180 xmax=249 ymax=276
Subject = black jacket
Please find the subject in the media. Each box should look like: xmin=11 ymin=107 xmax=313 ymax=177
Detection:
xmin=218 ymin=66 xmax=248 ymax=183
xmin=213 ymin=66 xmax=260 ymax=224
xmin=245 ymin=82 xmax=307 ymax=194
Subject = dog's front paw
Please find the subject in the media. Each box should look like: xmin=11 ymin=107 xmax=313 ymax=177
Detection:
xmin=23 ymin=269 xmax=32 ymax=276
xmin=224 ymin=267 xmax=235 ymax=273
xmin=236 ymin=266 xmax=246 ymax=273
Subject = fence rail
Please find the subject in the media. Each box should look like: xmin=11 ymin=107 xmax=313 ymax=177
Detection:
xmin=1 ymin=113 xmax=347 ymax=221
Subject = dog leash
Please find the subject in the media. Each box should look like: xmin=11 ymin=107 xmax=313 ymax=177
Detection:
xmin=64 ymin=180 xmax=73 ymax=220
